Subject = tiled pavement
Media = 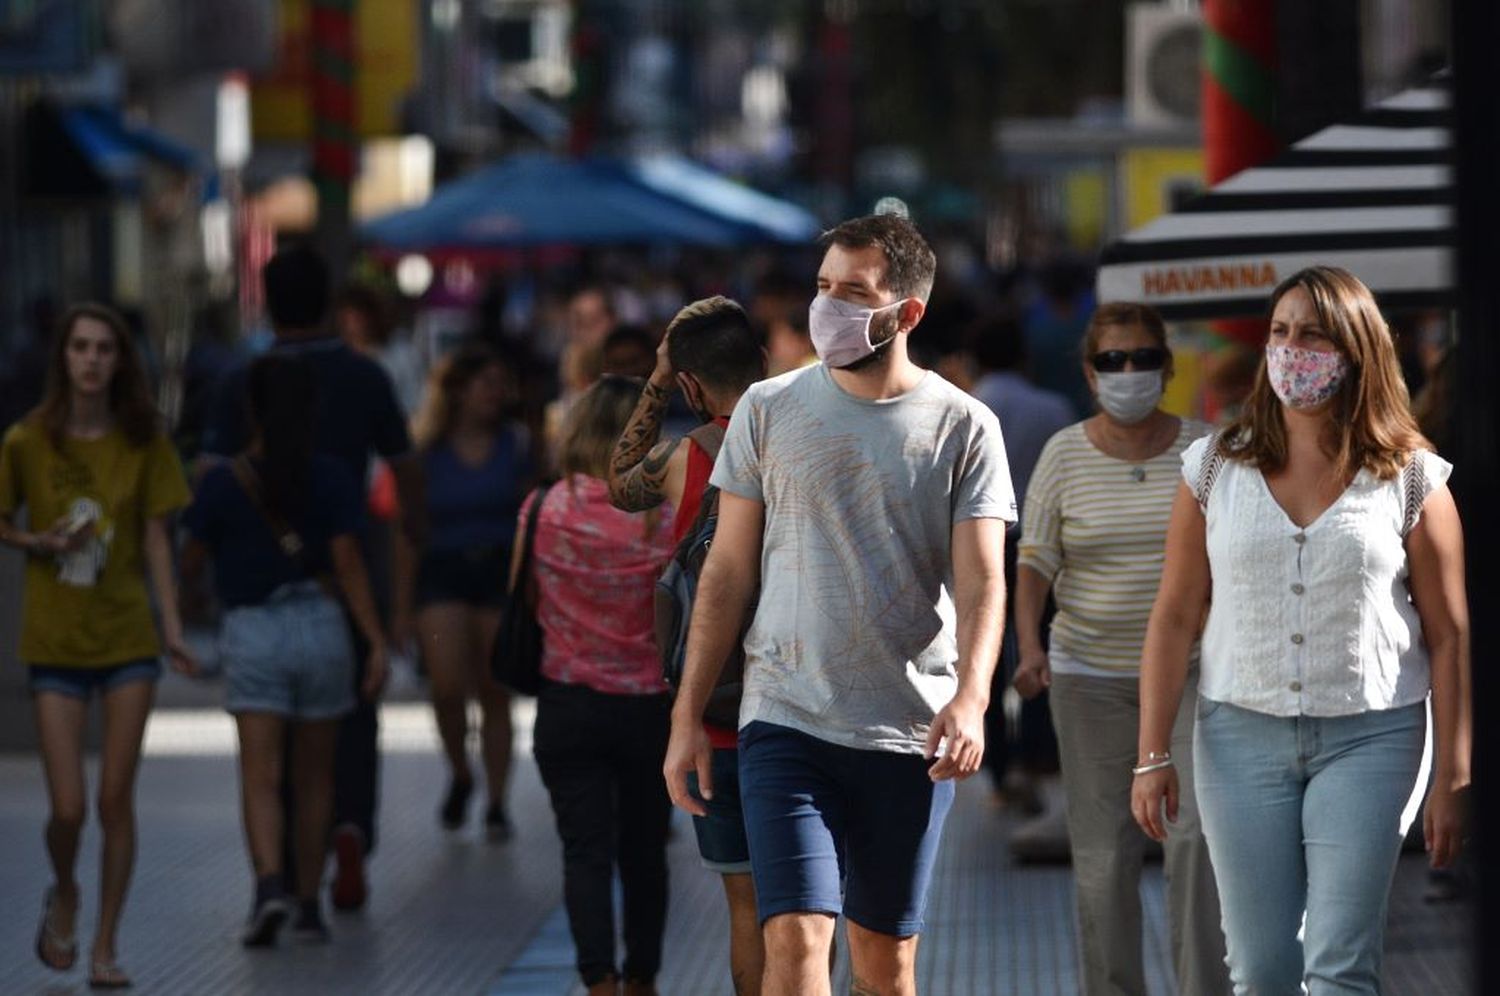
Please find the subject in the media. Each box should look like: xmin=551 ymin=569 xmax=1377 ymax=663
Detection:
xmin=0 ymin=680 xmax=1476 ymax=995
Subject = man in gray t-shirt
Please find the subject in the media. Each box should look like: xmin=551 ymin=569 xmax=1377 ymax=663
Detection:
xmin=664 ymin=214 xmax=1015 ymax=995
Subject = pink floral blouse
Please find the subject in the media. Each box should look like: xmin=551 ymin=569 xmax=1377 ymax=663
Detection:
xmin=521 ymin=475 xmax=674 ymax=695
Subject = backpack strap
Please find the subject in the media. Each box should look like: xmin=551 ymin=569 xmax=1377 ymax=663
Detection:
xmin=1192 ymin=432 xmax=1229 ymax=513
xmin=686 ymin=421 xmax=727 ymax=462
xmin=1400 ymin=452 xmax=1429 ymax=537
xmin=683 ymin=422 xmax=729 ymax=531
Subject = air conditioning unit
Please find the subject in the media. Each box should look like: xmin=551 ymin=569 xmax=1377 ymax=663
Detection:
xmin=1126 ymin=4 xmax=1201 ymax=128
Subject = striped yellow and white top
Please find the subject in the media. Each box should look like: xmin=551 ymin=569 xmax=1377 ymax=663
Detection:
xmin=1018 ymin=418 xmax=1211 ymax=676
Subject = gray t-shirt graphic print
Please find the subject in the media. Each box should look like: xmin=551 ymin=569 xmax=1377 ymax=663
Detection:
xmin=712 ymin=363 xmax=1016 ymax=754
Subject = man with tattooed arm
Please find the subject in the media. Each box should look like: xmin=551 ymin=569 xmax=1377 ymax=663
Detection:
xmin=607 ymin=296 xmax=767 ymax=995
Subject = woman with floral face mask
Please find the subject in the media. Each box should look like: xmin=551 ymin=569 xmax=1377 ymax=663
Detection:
xmin=1013 ymin=302 xmax=1230 ymax=995
xmin=1133 ymin=266 xmax=1470 ymax=994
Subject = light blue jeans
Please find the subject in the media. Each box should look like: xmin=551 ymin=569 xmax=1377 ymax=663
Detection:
xmin=1193 ymin=698 xmax=1426 ymax=995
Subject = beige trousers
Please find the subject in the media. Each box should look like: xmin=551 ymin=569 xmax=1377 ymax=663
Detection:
xmin=1049 ymin=671 xmax=1231 ymax=996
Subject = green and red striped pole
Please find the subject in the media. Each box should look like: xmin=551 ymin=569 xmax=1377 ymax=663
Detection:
xmin=311 ymin=0 xmax=356 ymax=272
xmin=1202 ymin=0 xmax=1278 ymax=355
xmin=1202 ymin=0 xmax=1278 ymax=185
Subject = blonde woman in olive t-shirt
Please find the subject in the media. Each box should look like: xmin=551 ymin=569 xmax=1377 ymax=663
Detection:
xmin=0 ymin=304 xmax=193 ymax=991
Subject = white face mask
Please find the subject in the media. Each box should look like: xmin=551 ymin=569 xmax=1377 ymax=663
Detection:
xmin=808 ymin=294 xmax=906 ymax=369
xmin=1094 ymin=370 xmax=1163 ymax=424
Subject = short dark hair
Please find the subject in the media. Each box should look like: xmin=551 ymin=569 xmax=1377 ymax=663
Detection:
xmin=263 ymin=244 xmax=330 ymax=330
xmin=335 ymin=283 xmax=393 ymax=346
xmin=665 ymin=296 xmax=764 ymax=393
xmin=819 ymin=214 xmax=937 ymax=302
xmin=601 ymin=324 xmax=657 ymax=378
xmin=971 ymin=314 xmax=1027 ymax=373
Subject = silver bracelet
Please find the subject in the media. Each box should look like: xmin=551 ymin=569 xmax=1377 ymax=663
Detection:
xmin=1132 ymin=759 xmax=1175 ymax=776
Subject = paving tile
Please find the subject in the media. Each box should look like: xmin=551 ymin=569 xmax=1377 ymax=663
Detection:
xmin=0 ymin=696 xmax=1474 ymax=995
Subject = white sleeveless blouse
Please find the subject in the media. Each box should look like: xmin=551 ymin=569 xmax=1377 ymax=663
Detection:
xmin=1182 ymin=436 xmax=1451 ymax=717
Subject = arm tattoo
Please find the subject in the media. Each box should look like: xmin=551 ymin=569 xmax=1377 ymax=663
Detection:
xmin=609 ymin=379 xmax=677 ymax=511
xmin=850 ymin=976 xmax=883 ymax=996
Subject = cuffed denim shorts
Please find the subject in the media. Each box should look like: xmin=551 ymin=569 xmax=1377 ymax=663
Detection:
xmin=28 ymin=658 xmax=161 ymax=701
xmin=219 ymin=581 xmax=356 ymax=720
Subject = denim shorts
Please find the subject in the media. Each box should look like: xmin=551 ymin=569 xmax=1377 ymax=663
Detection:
xmin=737 ymin=721 xmax=955 ymax=937
xmin=219 ymin=581 xmax=356 ymax=720
xmin=686 ymin=747 xmax=752 ymax=874
xmin=28 ymin=658 xmax=161 ymax=701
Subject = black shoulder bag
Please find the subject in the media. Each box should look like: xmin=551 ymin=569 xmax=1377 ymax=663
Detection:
xmin=490 ymin=481 xmax=555 ymax=695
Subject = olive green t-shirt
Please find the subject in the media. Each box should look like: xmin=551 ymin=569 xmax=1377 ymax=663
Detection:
xmin=0 ymin=420 xmax=190 ymax=666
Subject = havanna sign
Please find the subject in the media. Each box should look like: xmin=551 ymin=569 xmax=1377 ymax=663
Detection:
xmin=1142 ymin=262 xmax=1277 ymax=298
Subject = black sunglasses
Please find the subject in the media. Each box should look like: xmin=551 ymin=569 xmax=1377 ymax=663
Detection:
xmin=1090 ymin=347 xmax=1168 ymax=373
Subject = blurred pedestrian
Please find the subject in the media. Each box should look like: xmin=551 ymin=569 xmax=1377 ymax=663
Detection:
xmin=1024 ymin=260 xmax=1093 ymax=416
xmin=543 ymin=342 xmax=604 ymax=469
xmin=664 ymin=215 xmax=1015 ymax=996
xmin=336 ymin=283 xmax=424 ymax=416
xmin=182 ymin=354 xmax=387 ymax=947
xmin=396 ymin=343 xmax=534 ymax=839
xmin=202 ymin=244 xmax=421 ymax=911
xmin=0 ymin=303 xmax=194 ymax=990
xmin=1012 ymin=302 xmax=1227 ymax=995
xmin=968 ymin=314 xmax=1073 ymax=816
xmin=567 ymin=284 xmax=618 ymax=351
xmin=765 ymin=308 xmax=816 ymax=376
xmin=607 ymin=296 xmax=768 ymax=995
xmin=601 ymin=325 xmax=659 ymax=380
xmin=1134 ymin=267 xmax=1471 ymax=994
xmin=526 ymin=375 xmax=676 ymax=996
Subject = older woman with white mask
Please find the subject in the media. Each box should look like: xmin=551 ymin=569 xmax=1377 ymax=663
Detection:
xmin=1014 ymin=302 xmax=1230 ymax=996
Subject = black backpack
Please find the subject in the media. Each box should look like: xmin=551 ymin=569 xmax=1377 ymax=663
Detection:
xmin=654 ymin=423 xmax=749 ymax=729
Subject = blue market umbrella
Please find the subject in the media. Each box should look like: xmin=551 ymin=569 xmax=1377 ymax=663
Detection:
xmin=364 ymin=152 xmax=818 ymax=251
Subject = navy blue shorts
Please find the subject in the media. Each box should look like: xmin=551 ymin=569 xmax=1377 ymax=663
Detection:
xmin=686 ymin=747 xmax=751 ymax=874
xmin=737 ymin=721 xmax=955 ymax=937
xmin=415 ymin=546 xmax=509 ymax=609
xmin=28 ymin=658 xmax=161 ymax=701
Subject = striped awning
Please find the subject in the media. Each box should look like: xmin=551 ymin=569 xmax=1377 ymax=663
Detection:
xmin=1097 ymin=76 xmax=1453 ymax=320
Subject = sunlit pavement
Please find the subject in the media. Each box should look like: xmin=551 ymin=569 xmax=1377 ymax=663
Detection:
xmin=0 ymin=667 xmax=1474 ymax=995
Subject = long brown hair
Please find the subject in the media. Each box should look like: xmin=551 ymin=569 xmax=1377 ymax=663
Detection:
xmin=559 ymin=374 xmax=643 ymax=480
xmin=410 ymin=342 xmax=514 ymax=451
xmin=32 ymin=303 xmax=160 ymax=450
xmin=1220 ymin=266 xmax=1428 ymax=481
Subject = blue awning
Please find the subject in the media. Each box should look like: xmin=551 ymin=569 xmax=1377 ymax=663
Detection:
xmin=23 ymin=100 xmax=203 ymax=200
xmin=57 ymin=106 xmax=200 ymax=193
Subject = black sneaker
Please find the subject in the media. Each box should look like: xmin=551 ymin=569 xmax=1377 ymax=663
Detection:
xmin=291 ymin=900 xmax=330 ymax=944
xmin=439 ymin=777 xmax=474 ymax=830
xmin=242 ymin=878 xmax=290 ymax=948
xmin=484 ymin=803 xmax=513 ymax=843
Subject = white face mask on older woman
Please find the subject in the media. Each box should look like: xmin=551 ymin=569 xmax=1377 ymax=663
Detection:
xmin=1094 ymin=371 xmax=1164 ymax=424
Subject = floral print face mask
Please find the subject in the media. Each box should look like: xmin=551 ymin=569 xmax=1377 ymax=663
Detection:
xmin=1266 ymin=344 xmax=1350 ymax=410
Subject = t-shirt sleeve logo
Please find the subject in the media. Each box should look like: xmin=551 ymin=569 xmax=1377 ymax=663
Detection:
xmin=56 ymin=496 xmax=113 ymax=587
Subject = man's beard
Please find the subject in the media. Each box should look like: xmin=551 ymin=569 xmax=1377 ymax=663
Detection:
xmin=834 ymin=310 xmax=899 ymax=373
